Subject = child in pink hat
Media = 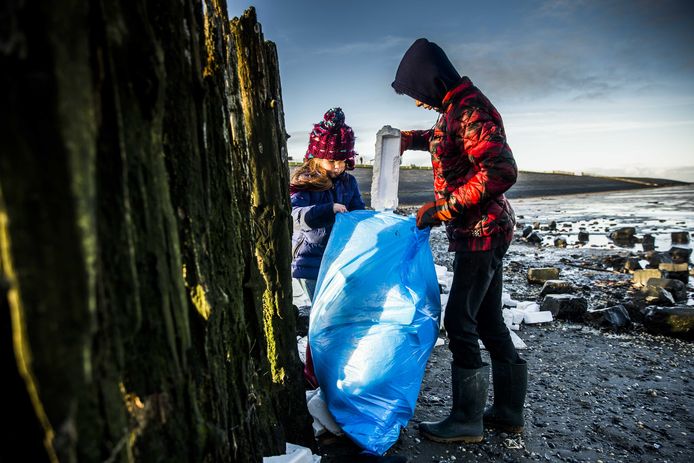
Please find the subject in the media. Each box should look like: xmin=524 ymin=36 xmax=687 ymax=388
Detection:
xmin=290 ymin=107 xmax=365 ymax=388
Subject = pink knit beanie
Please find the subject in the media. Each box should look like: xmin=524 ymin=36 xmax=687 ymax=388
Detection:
xmin=304 ymin=107 xmax=356 ymax=170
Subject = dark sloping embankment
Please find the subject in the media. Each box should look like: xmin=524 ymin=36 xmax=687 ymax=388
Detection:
xmin=342 ymin=168 xmax=688 ymax=207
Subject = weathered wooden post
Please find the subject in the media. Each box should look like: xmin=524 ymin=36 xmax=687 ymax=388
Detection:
xmin=0 ymin=1 xmax=311 ymax=461
xmin=230 ymin=8 xmax=311 ymax=447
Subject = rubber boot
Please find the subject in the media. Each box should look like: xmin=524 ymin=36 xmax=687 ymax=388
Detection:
xmin=483 ymin=359 xmax=527 ymax=433
xmin=419 ymin=363 xmax=489 ymax=443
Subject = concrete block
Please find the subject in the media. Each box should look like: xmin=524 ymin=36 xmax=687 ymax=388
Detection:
xmin=370 ymin=125 xmax=401 ymax=211
xmin=646 ymin=278 xmax=687 ymax=302
xmin=609 ymin=227 xmax=636 ymax=242
xmin=540 ymin=279 xmax=575 ymax=296
xmin=541 ymin=294 xmax=588 ymax=321
xmin=643 ymin=306 xmax=694 ymax=340
xmin=585 ymin=305 xmax=631 ymax=330
xmin=528 ymin=267 xmax=561 ymax=284
xmin=669 ymin=246 xmax=692 ymax=264
xmin=671 ymin=231 xmax=690 ymax=244
xmin=659 ymin=262 xmax=689 ymax=272
xmin=632 ymin=269 xmax=663 ymax=286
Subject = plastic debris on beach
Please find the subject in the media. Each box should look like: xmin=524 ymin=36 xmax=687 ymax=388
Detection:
xmin=262 ymin=443 xmax=321 ymax=463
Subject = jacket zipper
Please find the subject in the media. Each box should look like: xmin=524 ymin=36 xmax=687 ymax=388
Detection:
xmin=293 ymin=235 xmax=305 ymax=259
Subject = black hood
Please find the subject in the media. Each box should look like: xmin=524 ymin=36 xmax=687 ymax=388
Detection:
xmin=391 ymin=38 xmax=462 ymax=109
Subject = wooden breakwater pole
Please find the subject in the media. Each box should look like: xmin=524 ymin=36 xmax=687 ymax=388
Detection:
xmin=0 ymin=2 xmax=311 ymax=462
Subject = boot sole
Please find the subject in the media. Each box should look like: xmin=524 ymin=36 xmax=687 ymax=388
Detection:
xmin=419 ymin=430 xmax=484 ymax=444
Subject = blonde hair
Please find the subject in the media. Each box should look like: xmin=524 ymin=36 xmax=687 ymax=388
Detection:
xmin=290 ymin=158 xmax=333 ymax=192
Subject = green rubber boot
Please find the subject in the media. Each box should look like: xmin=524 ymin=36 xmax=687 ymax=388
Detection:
xmin=483 ymin=359 xmax=527 ymax=433
xmin=419 ymin=363 xmax=489 ymax=443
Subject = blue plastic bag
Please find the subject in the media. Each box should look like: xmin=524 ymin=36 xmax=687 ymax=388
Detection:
xmin=309 ymin=210 xmax=441 ymax=455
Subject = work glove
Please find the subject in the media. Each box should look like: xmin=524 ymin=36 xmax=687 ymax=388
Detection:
xmin=400 ymin=130 xmax=413 ymax=155
xmin=416 ymin=199 xmax=454 ymax=229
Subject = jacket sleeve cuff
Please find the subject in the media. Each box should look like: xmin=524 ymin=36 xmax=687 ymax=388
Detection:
xmin=304 ymin=202 xmax=335 ymax=228
xmin=410 ymin=129 xmax=432 ymax=151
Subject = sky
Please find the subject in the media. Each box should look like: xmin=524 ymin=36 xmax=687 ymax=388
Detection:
xmin=227 ymin=0 xmax=694 ymax=182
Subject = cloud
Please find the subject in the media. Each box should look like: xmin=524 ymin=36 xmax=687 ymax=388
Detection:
xmin=309 ymin=35 xmax=410 ymax=57
xmin=581 ymin=165 xmax=694 ymax=183
xmin=439 ymin=0 xmax=694 ymax=104
xmin=511 ymin=118 xmax=694 ymax=135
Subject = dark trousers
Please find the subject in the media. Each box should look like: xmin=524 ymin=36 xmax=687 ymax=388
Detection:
xmin=445 ymin=243 xmax=520 ymax=369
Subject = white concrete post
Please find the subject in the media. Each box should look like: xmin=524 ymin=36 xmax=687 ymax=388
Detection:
xmin=370 ymin=125 xmax=401 ymax=211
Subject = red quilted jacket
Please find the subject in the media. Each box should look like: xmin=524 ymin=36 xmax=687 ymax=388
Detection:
xmin=410 ymin=77 xmax=517 ymax=251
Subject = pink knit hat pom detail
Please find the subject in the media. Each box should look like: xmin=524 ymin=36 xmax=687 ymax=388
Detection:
xmin=322 ymin=107 xmax=346 ymax=128
xmin=305 ymin=107 xmax=357 ymax=170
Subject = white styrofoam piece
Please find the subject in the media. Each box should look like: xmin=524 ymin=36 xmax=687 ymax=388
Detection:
xmin=435 ymin=266 xmax=454 ymax=293
xmin=502 ymin=291 xmax=518 ymax=307
xmin=305 ymin=389 xmax=319 ymax=402
xmin=263 ymin=443 xmax=321 ymax=463
xmin=370 ymin=126 xmax=402 ymax=211
xmin=434 ymin=264 xmax=448 ymax=280
xmin=481 ymin=325 xmax=526 ymax=350
xmin=502 ymin=308 xmax=513 ymax=327
xmin=516 ymin=301 xmax=540 ymax=313
xmin=307 ymin=389 xmax=343 ymax=436
xmin=509 ymin=329 xmax=527 ymax=349
xmin=440 ymin=293 xmax=450 ymax=307
xmin=435 ymin=337 xmax=445 ymax=347
xmin=510 ymin=308 xmax=526 ymax=325
xmin=292 ymin=278 xmax=304 ymax=297
xmin=523 ymin=311 xmax=553 ymax=324
xmin=292 ymin=278 xmax=311 ymax=307
xmin=297 ymin=336 xmax=308 ymax=365
xmin=440 ymin=273 xmax=454 ymax=292
xmin=312 ymin=420 xmax=326 ymax=438
xmin=439 ymin=293 xmax=449 ymax=329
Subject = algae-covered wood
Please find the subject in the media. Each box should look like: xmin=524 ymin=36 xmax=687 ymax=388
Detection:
xmin=0 ymin=1 xmax=311 ymax=461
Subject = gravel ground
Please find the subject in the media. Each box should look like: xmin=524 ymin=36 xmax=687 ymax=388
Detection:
xmin=382 ymin=228 xmax=693 ymax=463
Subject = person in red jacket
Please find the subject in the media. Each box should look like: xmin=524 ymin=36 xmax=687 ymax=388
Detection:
xmin=393 ymin=38 xmax=527 ymax=444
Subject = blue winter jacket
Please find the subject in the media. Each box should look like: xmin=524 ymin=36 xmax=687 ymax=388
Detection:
xmin=291 ymin=173 xmax=365 ymax=279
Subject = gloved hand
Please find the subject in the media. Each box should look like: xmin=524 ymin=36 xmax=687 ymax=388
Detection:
xmin=400 ymin=130 xmax=413 ymax=155
xmin=416 ymin=199 xmax=454 ymax=229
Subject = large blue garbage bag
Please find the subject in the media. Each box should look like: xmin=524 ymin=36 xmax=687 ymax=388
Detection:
xmin=309 ymin=210 xmax=441 ymax=455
